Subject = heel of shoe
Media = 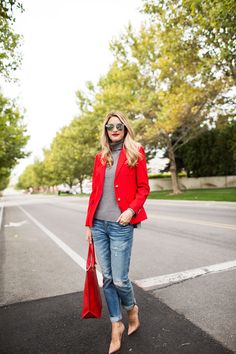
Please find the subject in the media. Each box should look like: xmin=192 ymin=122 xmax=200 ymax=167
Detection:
xmin=128 ymin=305 xmax=140 ymax=336
xmin=108 ymin=322 xmax=125 ymax=354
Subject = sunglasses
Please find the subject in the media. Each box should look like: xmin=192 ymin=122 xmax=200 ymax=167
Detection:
xmin=105 ymin=123 xmax=125 ymax=131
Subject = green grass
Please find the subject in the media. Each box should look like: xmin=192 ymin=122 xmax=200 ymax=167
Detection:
xmin=148 ymin=187 xmax=236 ymax=202
xmin=39 ymin=187 xmax=236 ymax=202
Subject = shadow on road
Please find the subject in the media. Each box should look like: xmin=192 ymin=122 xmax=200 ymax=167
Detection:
xmin=0 ymin=285 xmax=233 ymax=354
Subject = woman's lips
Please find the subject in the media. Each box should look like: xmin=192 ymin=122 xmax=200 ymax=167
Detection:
xmin=112 ymin=133 xmax=119 ymax=136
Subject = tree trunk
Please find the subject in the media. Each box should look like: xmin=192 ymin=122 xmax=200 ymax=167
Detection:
xmin=79 ymin=179 xmax=83 ymax=194
xmin=166 ymin=134 xmax=182 ymax=194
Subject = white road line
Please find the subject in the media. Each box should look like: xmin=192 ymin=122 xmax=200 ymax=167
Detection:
xmin=4 ymin=220 xmax=27 ymax=228
xmin=148 ymin=213 xmax=236 ymax=230
xmin=135 ymin=260 xmax=236 ymax=290
xmin=0 ymin=203 xmax=4 ymax=231
xmin=18 ymin=205 xmax=103 ymax=286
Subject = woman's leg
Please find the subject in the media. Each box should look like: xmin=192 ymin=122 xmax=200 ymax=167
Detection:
xmin=107 ymin=221 xmax=140 ymax=336
xmin=91 ymin=219 xmax=122 ymax=322
xmin=108 ymin=222 xmax=136 ymax=310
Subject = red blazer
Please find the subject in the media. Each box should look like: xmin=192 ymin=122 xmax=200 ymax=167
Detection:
xmin=85 ymin=145 xmax=150 ymax=227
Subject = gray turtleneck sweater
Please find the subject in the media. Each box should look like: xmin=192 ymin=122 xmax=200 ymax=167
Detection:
xmin=94 ymin=140 xmax=123 ymax=222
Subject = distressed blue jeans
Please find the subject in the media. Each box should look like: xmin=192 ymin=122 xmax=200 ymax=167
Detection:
xmin=91 ymin=218 xmax=136 ymax=322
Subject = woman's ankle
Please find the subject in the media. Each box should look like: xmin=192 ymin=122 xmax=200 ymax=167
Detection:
xmin=112 ymin=320 xmax=124 ymax=328
xmin=128 ymin=304 xmax=138 ymax=313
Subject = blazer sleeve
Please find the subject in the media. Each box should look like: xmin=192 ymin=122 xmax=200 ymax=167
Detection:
xmin=85 ymin=154 xmax=98 ymax=226
xmin=128 ymin=146 xmax=150 ymax=215
xmin=91 ymin=154 xmax=98 ymax=194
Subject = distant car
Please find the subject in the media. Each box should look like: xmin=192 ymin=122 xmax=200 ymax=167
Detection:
xmin=57 ymin=184 xmax=71 ymax=195
xmin=70 ymin=181 xmax=92 ymax=194
xmin=57 ymin=181 xmax=92 ymax=195
xmin=70 ymin=186 xmax=80 ymax=195
xmin=70 ymin=185 xmax=91 ymax=194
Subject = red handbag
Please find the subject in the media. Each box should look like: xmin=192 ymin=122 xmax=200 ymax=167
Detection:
xmin=81 ymin=241 xmax=102 ymax=319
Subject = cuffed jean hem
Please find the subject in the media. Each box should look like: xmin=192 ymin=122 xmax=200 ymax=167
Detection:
xmin=123 ymin=301 xmax=137 ymax=311
xmin=110 ymin=315 xmax=123 ymax=323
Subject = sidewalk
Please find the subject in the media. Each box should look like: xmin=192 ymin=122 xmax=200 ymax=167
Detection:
xmin=0 ymin=285 xmax=233 ymax=354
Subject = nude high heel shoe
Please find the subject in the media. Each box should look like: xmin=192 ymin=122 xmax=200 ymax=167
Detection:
xmin=108 ymin=321 xmax=125 ymax=354
xmin=128 ymin=304 xmax=140 ymax=335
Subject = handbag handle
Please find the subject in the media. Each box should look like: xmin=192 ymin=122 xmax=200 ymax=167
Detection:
xmin=86 ymin=241 xmax=96 ymax=270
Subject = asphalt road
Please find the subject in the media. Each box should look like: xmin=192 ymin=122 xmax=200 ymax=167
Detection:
xmin=0 ymin=192 xmax=235 ymax=353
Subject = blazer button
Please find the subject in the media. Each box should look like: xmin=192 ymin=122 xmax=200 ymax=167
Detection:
xmin=115 ymin=184 xmax=119 ymax=188
xmin=117 ymin=198 xmax=121 ymax=201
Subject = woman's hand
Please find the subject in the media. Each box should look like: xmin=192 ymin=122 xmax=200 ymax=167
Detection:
xmin=86 ymin=227 xmax=93 ymax=243
xmin=116 ymin=208 xmax=134 ymax=225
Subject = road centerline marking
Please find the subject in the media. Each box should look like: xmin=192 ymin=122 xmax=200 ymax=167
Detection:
xmin=18 ymin=205 xmax=103 ymax=286
xmin=134 ymin=260 xmax=236 ymax=290
xmin=148 ymin=213 xmax=236 ymax=230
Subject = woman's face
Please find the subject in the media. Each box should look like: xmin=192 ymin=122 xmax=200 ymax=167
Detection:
xmin=106 ymin=116 xmax=126 ymax=143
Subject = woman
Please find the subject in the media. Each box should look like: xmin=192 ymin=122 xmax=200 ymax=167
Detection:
xmin=85 ymin=111 xmax=150 ymax=354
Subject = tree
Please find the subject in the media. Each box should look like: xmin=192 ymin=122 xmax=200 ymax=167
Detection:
xmin=0 ymin=93 xmax=29 ymax=190
xmin=43 ymin=116 xmax=97 ymax=191
xmin=143 ymin=0 xmax=236 ymax=82
xmin=176 ymin=121 xmax=236 ymax=177
xmin=19 ymin=114 xmax=101 ymax=193
xmin=16 ymin=158 xmax=48 ymax=191
xmin=141 ymin=0 xmax=236 ymax=183
xmin=0 ymin=167 xmax=10 ymax=190
xmin=0 ymin=1 xmax=27 ymax=192
xmin=89 ymin=20 xmax=225 ymax=193
xmin=16 ymin=164 xmax=35 ymax=190
xmin=0 ymin=0 xmax=24 ymax=80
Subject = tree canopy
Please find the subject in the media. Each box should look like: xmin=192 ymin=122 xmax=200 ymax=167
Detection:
xmin=17 ymin=114 xmax=100 ymax=192
xmin=0 ymin=1 xmax=29 ymax=192
xmin=181 ymin=121 xmax=236 ymax=177
xmin=0 ymin=0 xmax=24 ymax=80
xmin=143 ymin=0 xmax=236 ymax=82
xmin=0 ymin=93 xmax=29 ymax=190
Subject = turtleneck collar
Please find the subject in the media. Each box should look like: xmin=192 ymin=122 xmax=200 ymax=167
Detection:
xmin=109 ymin=139 xmax=124 ymax=151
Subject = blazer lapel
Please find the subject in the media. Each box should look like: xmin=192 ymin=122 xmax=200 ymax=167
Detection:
xmin=115 ymin=147 xmax=126 ymax=179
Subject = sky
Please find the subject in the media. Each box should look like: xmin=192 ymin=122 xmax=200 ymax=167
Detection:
xmin=2 ymin=0 xmax=165 ymax=184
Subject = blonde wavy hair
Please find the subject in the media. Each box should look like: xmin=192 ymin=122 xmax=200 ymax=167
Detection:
xmin=100 ymin=111 xmax=142 ymax=167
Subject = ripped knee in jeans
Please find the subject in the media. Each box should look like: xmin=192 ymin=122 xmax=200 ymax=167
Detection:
xmin=113 ymin=279 xmax=129 ymax=288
